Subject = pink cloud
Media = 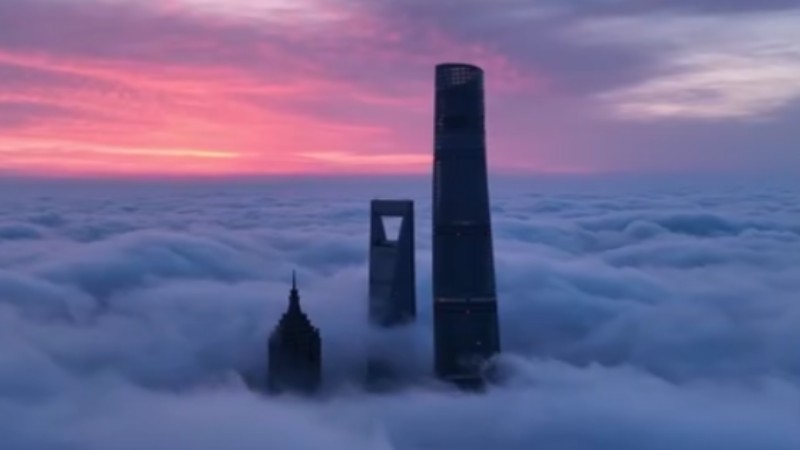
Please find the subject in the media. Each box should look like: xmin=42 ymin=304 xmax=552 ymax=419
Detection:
xmin=0 ymin=0 xmax=546 ymax=176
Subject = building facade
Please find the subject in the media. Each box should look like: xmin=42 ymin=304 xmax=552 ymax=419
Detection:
xmin=369 ymin=199 xmax=416 ymax=327
xmin=432 ymin=63 xmax=501 ymax=387
xmin=267 ymin=273 xmax=322 ymax=394
xmin=367 ymin=199 xmax=416 ymax=385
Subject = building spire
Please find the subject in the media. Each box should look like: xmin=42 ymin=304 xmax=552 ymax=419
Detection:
xmin=268 ymin=269 xmax=322 ymax=394
xmin=288 ymin=270 xmax=300 ymax=313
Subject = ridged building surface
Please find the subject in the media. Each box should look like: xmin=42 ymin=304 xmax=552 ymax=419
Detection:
xmin=432 ymin=63 xmax=501 ymax=386
xmin=268 ymin=273 xmax=322 ymax=394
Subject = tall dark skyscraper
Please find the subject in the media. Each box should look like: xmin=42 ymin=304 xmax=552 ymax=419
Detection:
xmin=369 ymin=199 xmax=416 ymax=327
xmin=367 ymin=199 xmax=416 ymax=385
xmin=267 ymin=273 xmax=322 ymax=394
xmin=432 ymin=63 xmax=501 ymax=386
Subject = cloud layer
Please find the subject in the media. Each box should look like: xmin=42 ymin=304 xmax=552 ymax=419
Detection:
xmin=1 ymin=176 xmax=799 ymax=449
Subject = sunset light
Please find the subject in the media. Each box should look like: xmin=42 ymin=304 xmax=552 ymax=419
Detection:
xmin=1 ymin=2 xmax=799 ymax=449
xmin=1 ymin=0 xmax=798 ymax=176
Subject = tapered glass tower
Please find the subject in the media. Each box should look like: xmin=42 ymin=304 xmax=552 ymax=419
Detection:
xmin=432 ymin=63 xmax=500 ymax=387
xmin=369 ymin=199 xmax=416 ymax=327
xmin=367 ymin=199 xmax=416 ymax=386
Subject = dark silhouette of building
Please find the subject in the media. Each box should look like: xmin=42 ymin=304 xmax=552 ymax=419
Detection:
xmin=367 ymin=199 xmax=416 ymax=385
xmin=369 ymin=199 xmax=416 ymax=326
xmin=432 ymin=63 xmax=501 ymax=387
xmin=267 ymin=272 xmax=321 ymax=394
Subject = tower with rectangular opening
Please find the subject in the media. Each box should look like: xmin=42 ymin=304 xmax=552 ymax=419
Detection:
xmin=432 ymin=63 xmax=500 ymax=387
xmin=369 ymin=199 xmax=416 ymax=327
xmin=368 ymin=199 xmax=416 ymax=386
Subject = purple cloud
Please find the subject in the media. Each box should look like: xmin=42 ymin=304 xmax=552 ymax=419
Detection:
xmin=0 ymin=0 xmax=798 ymax=173
xmin=0 ymin=176 xmax=799 ymax=448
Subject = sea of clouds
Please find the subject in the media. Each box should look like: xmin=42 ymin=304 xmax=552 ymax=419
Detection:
xmin=1 ymin=175 xmax=799 ymax=450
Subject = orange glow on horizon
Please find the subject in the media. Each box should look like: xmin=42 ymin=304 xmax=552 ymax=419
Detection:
xmin=0 ymin=0 xmax=544 ymax=178
xmin=0 ymin=48 xmax=419 ymax=176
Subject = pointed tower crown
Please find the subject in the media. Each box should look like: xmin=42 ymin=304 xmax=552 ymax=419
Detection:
xmin=275 ymin=271 xmax=314 ymax=330
xmin=288 ymin=270 xmax=301 ymax=313
xmin=267 ymin=271 xmax=322 ymax=394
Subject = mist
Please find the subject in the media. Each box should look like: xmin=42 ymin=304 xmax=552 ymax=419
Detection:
xmin=1 ymin=175 xmax=799 ymax=449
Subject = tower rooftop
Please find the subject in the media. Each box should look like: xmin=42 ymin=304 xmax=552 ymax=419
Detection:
xmin=267 ymin=272 xmax=322 ymax=394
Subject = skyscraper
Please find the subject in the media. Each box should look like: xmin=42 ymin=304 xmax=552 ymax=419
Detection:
xmin=267 ymin=273 xmax=322 ymax=394
xmin=369 ymin=199 xmax=416 ymax=327
xmin=367 ymin=199 xmax=416 ymax=385
xmin=432 ymin=63 xmax=501 ymax=387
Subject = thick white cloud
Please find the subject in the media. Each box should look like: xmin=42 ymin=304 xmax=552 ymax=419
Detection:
xmin=0 ymin=176 xmax=799 ymax=449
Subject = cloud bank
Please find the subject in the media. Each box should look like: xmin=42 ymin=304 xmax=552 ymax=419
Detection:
xmin=0 ymin=176 xmax=799 ymax=449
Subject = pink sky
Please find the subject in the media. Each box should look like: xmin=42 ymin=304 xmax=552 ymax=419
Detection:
xmin=1 ymin=0 xmax=799 ymax=176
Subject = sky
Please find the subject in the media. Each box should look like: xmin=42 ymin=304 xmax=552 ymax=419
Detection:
xmin=1 ymin=177 xmax=799 ymax=449
xmin=1 ymin=0 xmax=799 ymax=176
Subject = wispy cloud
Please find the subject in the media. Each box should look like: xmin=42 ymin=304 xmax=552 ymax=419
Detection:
xmin=0 ymin=0 xmax=536 ymax=176
xmin=300 ymin=152 xmax=429 ymax=168
xmin=570 ymin=10 xmax=800 ymax=120
xmin=1 ymin=0 xmax=799 ymax=175
xmin=146 ymin=0 xmax=349 ymax=24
